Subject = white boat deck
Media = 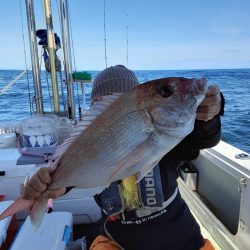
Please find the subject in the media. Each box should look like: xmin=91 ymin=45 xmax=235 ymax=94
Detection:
xmin=193 ymin=212 xmax=221 ymax=250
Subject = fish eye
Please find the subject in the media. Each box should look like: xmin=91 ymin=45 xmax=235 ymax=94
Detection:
xmin=159 ymin=86 xmax=174 ymax=98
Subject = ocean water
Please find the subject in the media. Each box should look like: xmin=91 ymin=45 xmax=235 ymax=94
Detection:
xmin=0 ymin=69 xmax=249 ymax=154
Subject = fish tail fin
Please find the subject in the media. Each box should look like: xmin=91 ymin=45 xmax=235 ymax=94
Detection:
xmin=29 ymin=198 xmax=48 ymax=230
xmin=0 ymin=197 xmax=32 ymax=221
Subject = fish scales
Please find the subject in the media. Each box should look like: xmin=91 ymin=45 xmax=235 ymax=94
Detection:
xmin=87 ymin=111 xmax=154 ymax=168
xmin=50 ymin=109 xmax=155 ymax=189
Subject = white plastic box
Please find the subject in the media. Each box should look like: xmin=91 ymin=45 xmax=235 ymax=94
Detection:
xmin=10 ymin=212 xmax=73 ymax=250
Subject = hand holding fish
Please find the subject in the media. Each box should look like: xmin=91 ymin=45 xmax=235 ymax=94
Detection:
xmin=21 ymin=167 xmax=66 ymax=200
xmin=196 ymin=84 xmax=221 ymax=121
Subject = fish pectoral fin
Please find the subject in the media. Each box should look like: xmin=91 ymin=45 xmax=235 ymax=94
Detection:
xmin=29 ymin=198 xmax=48 ymax=230
xmin=109 ymin=134 xmax=158 ymax=182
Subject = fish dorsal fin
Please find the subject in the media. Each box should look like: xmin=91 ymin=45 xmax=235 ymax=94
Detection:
xmin=53 ymin=94 xmax=121 ymax=160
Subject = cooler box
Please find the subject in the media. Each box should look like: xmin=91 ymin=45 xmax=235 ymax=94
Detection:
xmin=0 ymin=201 xmax=15 ymax=249
xmin=10 ymin=212 xmax=73 ymax=250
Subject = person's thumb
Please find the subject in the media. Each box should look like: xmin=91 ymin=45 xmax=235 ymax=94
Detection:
xmin=206 ymin=84 xmax=219 ymax=96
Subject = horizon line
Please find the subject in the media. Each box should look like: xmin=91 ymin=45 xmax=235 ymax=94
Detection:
xmin=0 ymin=67 xmax=250 ymax=71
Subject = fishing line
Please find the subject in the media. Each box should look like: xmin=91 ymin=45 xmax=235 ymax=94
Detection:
xmin=67 ymin=2 xmax=77 ymax=72
xmin=103 ymin=0 xmax=129 ymax=67
xmin=54 ymin=0 xmax=67 ymax=113
xmin=19 ymin=0 xmax=32 ymax=115
xmin=56 ymin=0 xmax=62 ymax=27
xmin=126 ymin=0 xmax=129 ymax=67
xmin=104 ymin=0 xmax=108 ymax=68
xmin=67 ymin=2 xmax=82 ymax=120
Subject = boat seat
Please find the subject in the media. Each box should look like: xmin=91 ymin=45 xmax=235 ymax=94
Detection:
xmin=10 ymin=212 xmax=73 ymax=250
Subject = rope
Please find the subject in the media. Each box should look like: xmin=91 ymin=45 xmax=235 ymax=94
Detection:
xmin=0 ymin=66 xmax=32 ymax=96
xmin=104 ymin=0 xmax=108 ymax=68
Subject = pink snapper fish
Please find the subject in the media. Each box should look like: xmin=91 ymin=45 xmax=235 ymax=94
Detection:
xmin=0 ymin=77 xmax=207 ymax=226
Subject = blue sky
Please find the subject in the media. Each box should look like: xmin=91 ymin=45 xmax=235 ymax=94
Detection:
xmin=0 ymin=0 xmax=250 ymax=70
